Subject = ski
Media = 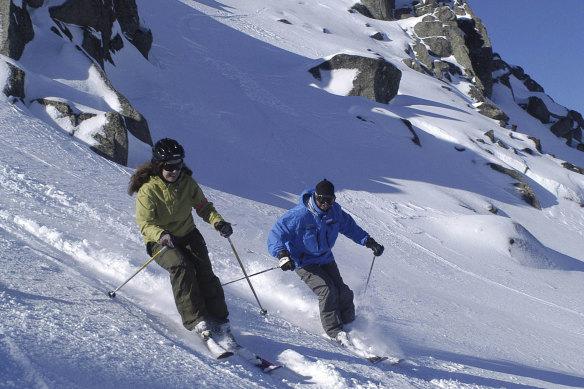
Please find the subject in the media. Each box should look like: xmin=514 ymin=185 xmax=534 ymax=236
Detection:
xmin=332 ymin=332 xmax=403 ymax=366
xmin=203 ymin=336 xmax=234 ymax=359
xmin=233 ymin=346 xmax=282 ymax=373
xmin=366 ymin=355 xmax=389 ymax=364
xmin=346 ymin=345 xmax=395 ymax=365
xmin=215 ymin=331 xmax=282 ymax=373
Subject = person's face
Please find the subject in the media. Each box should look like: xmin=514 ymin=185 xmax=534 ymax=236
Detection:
xmin=314 ymin=193 xmax=335 ymax=211
xmin=161 ymin=159 xmax=183 ymax=182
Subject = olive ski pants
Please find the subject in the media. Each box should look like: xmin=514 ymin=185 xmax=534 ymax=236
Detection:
xmin=150 ymin=228 xmax=229 ymax=330
xmin=295 ymin=261 xmax=355 ymax=338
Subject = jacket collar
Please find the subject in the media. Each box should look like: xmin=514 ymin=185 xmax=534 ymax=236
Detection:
xmin=303 ymin=189 xmax=327 ymax=217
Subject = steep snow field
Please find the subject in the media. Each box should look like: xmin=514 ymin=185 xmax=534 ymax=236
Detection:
xmin=1 ymin=0 xmax=584 ymax=388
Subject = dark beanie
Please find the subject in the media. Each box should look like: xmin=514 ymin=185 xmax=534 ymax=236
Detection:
xmin=315 ymin=179 xmax=335 ymax=197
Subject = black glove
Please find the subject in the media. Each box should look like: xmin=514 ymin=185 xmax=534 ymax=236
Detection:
xmin=215 ymin=221 xmax=233 ymax=238
xmin=365 ymin=237 xmax=384 ymax=256
xmin=158 ymin=231 xmax=176 ymax=248
xmin=277 ymin=250 xmax=295 ymax=271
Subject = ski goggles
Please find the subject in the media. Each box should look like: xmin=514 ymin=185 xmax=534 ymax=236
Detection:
xmin=162 ymin=161 xmax=184 ymax=172
xmin=315 ymin=194 xmax=336 ymax=206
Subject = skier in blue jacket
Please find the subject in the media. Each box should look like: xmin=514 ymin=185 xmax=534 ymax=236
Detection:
xmin=267 ymin=179 xmax=384 ymax=344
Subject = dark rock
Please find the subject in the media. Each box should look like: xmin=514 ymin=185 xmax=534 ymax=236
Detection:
xmin=49 ymin=0 xmax=152 ymax=67
xmin=488 ymin=163 xmax=541 ymax=210
xmin=351 ymin=4 xmax=374 ymax=18
xmin=477 ymin=102 xmax=509 ymax=124
xmin=402 ymin=58 xmax=428 ymax=75
xmin=25 ymin=0 xmax=44 ymax=8
xmin=551 ymin=117 xmax=573 ymax=139
xmin=526 ymin=96 xmax=550 ymax=124
xmin=523 ymin=78 xmax=544 ymax=93
xmin=412 ymin=41 xmax=433 ymax=69
xmin=508 ymin=65 xmax=544 ymax=93
xmin=34 ymin=99 xmax=78 ymax=127
xmin=0 ymin=1 xmax=35 ymax=60
xmin=570 ymin=110 xmax=584 ymax=128
xmin=394 ymin=7 xmax=414 ymax=19
xmin=527 ymin=136 xmax=543 ymax=153
xmin=457 ymin=17 xmax=493 ymax=98
xmin=3 ymin=62 xmax=26 ymax=100
xmin=434 ymin=6 xmax=456 ymax=22
xmin=90 ymin=64 xmax=152 ymax=146
xmin=91 ymin=112 xmax=129 ymax=165
xmin=433 ymin=60 xmax=462 ymax=81
xmin=113 ymin=0 xmax=152 ymax=59
xmin=414 ymin=21 xmax=444 ymax=38
xmin=401 ymin=118 xmax=421 ymax=146
xmin=423 ymin=37 xmax=452 ymax=57
xmin=415 ymin=0 xmax=452 ymax=16
xmin=370 ymin=32 xmax=384 ymax=40
xmin=484 ymin=129 xmax=495 ymax=143
xmin=562 ymin=162 xmax=584 ymax=175
xmin=355 ymin=0 xmax=395 ymax=20
xmin=309 ymin=54 xmax=402 ymax=104
xmin=49 ymin=0 xmax=116 ymax=67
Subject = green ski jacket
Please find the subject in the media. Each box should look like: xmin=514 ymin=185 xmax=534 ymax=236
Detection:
xmin=136 ymin=174 xmax=224 ymax=243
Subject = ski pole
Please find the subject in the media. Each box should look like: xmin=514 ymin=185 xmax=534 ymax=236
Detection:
xmin=227 ymin=237 xmax=268 ymax=315
xmin=363 ymin=254 xmax=377 ymax=294
xmin=222 ymin=265 xmax=279 ymax=286
xmin=108 ymin=246 xmax=168 ymax=298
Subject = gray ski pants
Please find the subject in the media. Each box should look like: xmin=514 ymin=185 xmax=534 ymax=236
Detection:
xmin=295 ymin=261 xmax=355 ymax=338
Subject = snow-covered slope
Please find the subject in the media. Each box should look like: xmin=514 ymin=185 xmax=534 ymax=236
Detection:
xmin=1 ymin=0 xmax=584 ymax=388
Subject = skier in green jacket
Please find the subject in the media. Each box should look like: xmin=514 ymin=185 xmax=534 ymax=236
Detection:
xmin=128 ymin=138 xmax=234 ymax=341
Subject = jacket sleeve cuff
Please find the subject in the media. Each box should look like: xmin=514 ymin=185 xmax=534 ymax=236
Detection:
xmin=277 ymin=249 xmax=291 ymax=259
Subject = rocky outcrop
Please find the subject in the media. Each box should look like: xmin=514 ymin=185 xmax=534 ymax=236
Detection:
xmin=493 ymin=54 xmax=584 ymax=150
xmin=386 ymin=0 xmax=584 ymax=151
xmin=113 ymin=0 xmax=153 ymax=59
xmin=476 ymin=102 xmax=509 ymax=126
xmin=525 ymin=97 xmax=551 ymax=124
xmin=28 ymin=63 xmax=151 ymax=165
xmin=49 ymin=0 xmax=152 ymax=68
xmin=2 ymin=62 xmax=26 ymax=101
xmin=488 ymin=163 xmax=541 ymax=210
xmin=0 ymin=1 xmax=35 ymax=60
xmin=0 ymin=0 xmax=153 ymax=165
xmin=309 ymin=54 xmax=402 ymax=104
xmin=352 ymin=0 xmax=395 ymax=20
xmin=405 ymin=0 xmax=494 ymax=104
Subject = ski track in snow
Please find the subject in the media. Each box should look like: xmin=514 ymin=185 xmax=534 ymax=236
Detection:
xmin=349 ymin=194 xmax=584 ymax=319
xmin=0 ymin=105 xmax=422 ymax=388
xmin=3 ymin=0 xmax=584 ymax=387
xmin=0 ymin=102 xmax=581 ymax=388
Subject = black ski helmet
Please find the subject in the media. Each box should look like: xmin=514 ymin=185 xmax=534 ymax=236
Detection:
xmin=152 ymin=138 xmax=185 ymax=162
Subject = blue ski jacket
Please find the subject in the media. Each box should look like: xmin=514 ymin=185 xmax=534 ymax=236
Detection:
xmin=267 ymin=188 xmax=370 ymax=268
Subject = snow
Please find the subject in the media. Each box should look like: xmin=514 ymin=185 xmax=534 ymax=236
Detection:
xmin=1 ymin=0 xmax=584 ymax=388
xmin=311 ymin=68 xmax=360 ymax=97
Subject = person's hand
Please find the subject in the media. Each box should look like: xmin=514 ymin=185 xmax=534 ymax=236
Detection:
xmin=365 ymin=237 xmax=384 ymax=256
xmin=215 ymin=221 xmax=233 ymax=238
xmin=277 ymin=250 xmax=295 ymax=271
xmin=158 ymin=232 xmax=176 ymax=248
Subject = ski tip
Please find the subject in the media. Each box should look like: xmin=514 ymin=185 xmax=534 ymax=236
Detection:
xmin=262 ymin=364 xmax=283 ymax=373
xmin=256 ymin=357 xmax=283 ymax=373
xmin=217 ymin=351 xmax=234 ymax=359
xmin=366 ymin=356 xmax=407 ymax=365
xmin=366 ymin=356 xmax=388 ymax=364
